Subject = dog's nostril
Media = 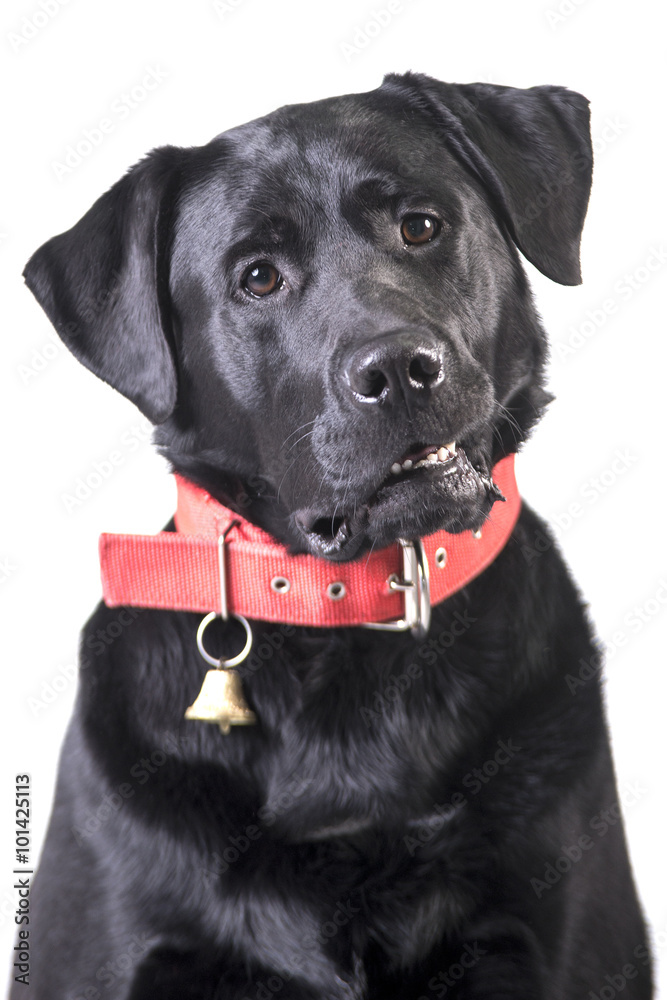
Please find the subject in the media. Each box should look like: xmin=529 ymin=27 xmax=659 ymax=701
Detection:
xmin=409 ymin=353 xmax=442 ymax=387
xmin=360 ymin=368 xmax=387 ymax=399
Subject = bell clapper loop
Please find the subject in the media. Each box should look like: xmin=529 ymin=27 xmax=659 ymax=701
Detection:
xmin=185 ymin=520 xmax=257 ymax=733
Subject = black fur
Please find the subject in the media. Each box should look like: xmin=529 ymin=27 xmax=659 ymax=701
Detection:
xmin=17 ymin=73 xmax=651 ymax=998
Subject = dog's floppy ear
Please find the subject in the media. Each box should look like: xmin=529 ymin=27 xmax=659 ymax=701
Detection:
xmin=23 ymin=146 xmax=185 ymax=423
xmin=383 ymin=73 xmax=593 ymax=285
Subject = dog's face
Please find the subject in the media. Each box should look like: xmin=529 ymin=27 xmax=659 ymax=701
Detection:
xmin=25 ymin=73 xmax=592 ymax=560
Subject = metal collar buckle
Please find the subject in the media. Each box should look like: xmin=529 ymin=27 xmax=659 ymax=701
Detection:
xmin=362 ymin=538 xmax=431 ymax=640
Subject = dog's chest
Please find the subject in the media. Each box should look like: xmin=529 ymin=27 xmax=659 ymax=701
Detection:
xmin=255 ymin=716 xmax=453 ymax=842
xmin=243 ymin=637 xmax=472 ymax=841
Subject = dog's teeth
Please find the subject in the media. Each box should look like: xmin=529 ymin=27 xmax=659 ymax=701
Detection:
xmin=390 ymin=462 xmax=402 ymax=475
xmin=427 ymin=452 xmax=438 ymax=463
xmin=415 ymin=459 xmax=428 ymax=468
xmin=445 ymin=441 xmax=456 ymax=453
xmin=402 ymin=459 xmax=413 ymax=470
xmin=437 ymin=447 xmax=449 ymax=461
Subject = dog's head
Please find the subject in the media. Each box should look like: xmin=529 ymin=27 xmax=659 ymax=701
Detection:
xmin=25 ymin=73 xmax=591 ymax=560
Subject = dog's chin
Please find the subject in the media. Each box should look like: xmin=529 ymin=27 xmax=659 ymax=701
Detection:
xmin=293 ymin=447 xmax=506 ymax=563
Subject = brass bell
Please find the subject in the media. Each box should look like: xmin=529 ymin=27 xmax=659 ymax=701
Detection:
xmin=185 ymin=668 xmax=257 ymax=735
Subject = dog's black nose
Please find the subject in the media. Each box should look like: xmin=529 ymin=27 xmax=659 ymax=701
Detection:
xmin=343 ymin=332 xmax=444 ymax=409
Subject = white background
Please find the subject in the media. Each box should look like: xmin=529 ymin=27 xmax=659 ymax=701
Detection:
xmin=2 ymin=0 xmax=666 ymax=995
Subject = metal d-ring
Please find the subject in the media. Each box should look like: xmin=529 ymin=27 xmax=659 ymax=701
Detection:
xmin=196 ymin=611 xmax=253 ymax=668
xmin=195 ymin=519 xmax=253 ymax=667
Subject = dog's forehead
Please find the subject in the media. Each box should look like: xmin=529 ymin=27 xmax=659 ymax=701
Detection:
xmin=172 ymin=88 xmax=480 ymax=276
xmin=220 ymin=90 xmax=422 ymax=166
xmin=192 ymin=90 xmax=450 ymax=208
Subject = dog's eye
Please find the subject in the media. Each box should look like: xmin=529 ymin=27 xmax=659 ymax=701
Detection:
xmin=242 ymin=262 xmax=282 ymax=297
xmin=400 ymin=214 xmax=440 ymax=246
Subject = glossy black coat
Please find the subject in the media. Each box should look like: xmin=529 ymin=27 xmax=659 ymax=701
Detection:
xmin=18 ymin=73 xmax=651 ymax=998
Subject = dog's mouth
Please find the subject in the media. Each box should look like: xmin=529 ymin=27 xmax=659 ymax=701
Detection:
xmin=386 ymin=440 xmax=458 ymax=478
xmin=294 ymin=440 xmax=505 ymax=561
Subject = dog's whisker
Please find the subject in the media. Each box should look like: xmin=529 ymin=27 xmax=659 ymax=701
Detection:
xmin=364 ymin=537 xmax=378 ymax=568
xmin=281 ymin=419 xmax=317 ymax=450
xmin=495 ymin=402 xmax=524 ymax=448
xmin=284 ymin=428 xmax=316 ymax=456
xmin=276 ymin=454 xmax=306 ymax=504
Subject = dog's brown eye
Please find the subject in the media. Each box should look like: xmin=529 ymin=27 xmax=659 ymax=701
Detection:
xmin=243 ymin=262 xmax=282 ymax=297
xmin=401 ymin=214 xmax=440 ymax=245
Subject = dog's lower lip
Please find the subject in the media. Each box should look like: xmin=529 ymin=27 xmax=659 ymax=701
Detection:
xmin=295 ymin=442 xmax=483 ymax=559
xmin=297 ymin=512 xmax=346 ymax=537
xmin=295 ymin=512 xmax=356 ymax=557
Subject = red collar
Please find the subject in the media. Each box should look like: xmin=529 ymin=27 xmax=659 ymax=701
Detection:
xmin=99 ymin=455 xmax=520 ymax=633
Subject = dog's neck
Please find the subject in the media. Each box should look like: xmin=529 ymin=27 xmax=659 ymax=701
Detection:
xmin=99 ymin=455 xmax=521 ymax=635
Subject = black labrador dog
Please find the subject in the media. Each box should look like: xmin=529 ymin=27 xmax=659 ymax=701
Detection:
xmin=17 ymin=73 xmax=652 ymax=999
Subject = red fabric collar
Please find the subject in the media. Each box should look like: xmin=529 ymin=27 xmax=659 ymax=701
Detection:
xmin=99 ymin=455 xmax=520 ymax=629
